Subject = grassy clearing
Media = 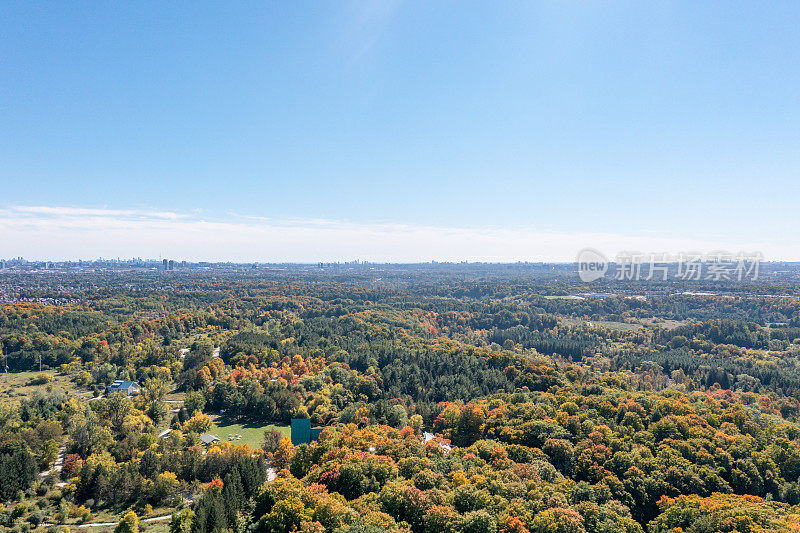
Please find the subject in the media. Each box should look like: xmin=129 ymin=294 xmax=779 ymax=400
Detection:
xmin=208 ymin=417 xmax=290 ymax=449
xmin=164 ymin=387 xmax=186 ymax=402
xmin=638 ymin=317 xmax=688 ymax=330
xmin=0 ymin=370 xmax=81 ymax=401
xmin=560 ymin=317 xmax=644 ymax=331
xmin=562 ymin=316 xmax=688 ymax=332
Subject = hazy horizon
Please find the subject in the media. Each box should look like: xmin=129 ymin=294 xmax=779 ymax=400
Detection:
xmin=2 ymin=204 xmax=797 ymax=263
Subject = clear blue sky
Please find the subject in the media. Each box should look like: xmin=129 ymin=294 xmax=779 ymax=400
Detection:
xmin=2 ymin=2 xmax=799 ymax=261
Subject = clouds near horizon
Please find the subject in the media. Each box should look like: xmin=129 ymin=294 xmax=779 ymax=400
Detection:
xmin=1 ymin=206 xmax=795 ymax=263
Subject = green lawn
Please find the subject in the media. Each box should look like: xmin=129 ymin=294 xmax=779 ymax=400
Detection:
xmin=208 ymin=417 xmax=290 ymax=449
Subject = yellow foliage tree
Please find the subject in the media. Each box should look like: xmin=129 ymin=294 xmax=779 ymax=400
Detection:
xmin=183 ymin=413 xmax=212 ymax=434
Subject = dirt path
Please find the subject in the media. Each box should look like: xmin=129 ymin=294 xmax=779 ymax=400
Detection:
xmin=43 ymin=514 xmax=172 ymax=529
xmin=40 ymin=445 xmax=66 ymax=477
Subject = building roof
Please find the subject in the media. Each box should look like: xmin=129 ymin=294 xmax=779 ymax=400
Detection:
xmin=108 ymin=380 xmax=139 ymax=390
xmin=421 ymin=431 xmax=452 ymax=453
xmin=158 ymin=429 xmax=173 ymax=438
xmin=200 ymin=433 xmax=220 ymax=444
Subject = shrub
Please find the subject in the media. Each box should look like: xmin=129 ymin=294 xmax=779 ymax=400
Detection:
xmin=115 ymin=511 xmax=139 ymax=533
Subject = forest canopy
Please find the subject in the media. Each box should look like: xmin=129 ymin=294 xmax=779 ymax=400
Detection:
xmin=0 ymin=263 xmax=799 ymax=532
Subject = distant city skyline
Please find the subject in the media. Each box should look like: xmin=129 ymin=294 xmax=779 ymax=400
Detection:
xmin=3 ymin=3 xmax=799 ymax=260
xmin=1 ymin=205 xmax=796 ymax=263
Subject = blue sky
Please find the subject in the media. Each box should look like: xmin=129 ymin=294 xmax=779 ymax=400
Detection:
xmin=2 ymin=2 xmax=799 ymax=261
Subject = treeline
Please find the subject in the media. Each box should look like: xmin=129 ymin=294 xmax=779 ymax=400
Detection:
xmin=656 ymin=319 xmax=777 ymax=349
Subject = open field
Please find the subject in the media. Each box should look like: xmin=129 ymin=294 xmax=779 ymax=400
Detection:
xmin=0 ymin=371 xmax=83 ymax=401
xmin=208 ymin=417 xmax=290 ymax=449
xmin=561 ymin=316 xmax=690 ymax=332
xmin=637 ymin=317 xmax=689 ymax=330
xmin=560 ymin=317 xmax=645 ymax=331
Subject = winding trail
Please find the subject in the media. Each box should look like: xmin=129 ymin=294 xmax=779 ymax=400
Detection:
xmin=43 ymin=514 xmax=172 ymax=529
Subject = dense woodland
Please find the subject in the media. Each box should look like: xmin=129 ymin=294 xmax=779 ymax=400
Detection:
xmin=1 ymin=264 xmax=800 ymax=532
